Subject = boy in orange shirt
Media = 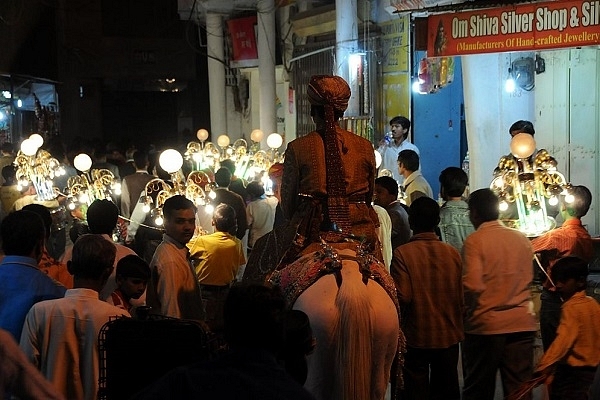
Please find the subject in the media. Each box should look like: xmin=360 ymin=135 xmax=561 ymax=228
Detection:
xmin=534 ymin=256 xmax=600 ymax=399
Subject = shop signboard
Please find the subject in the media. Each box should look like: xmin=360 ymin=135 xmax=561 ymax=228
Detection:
xmin=227 ymin=16 xmax=258 ymax=66
xmin=427 ymin=0 xmax=600 ymax=56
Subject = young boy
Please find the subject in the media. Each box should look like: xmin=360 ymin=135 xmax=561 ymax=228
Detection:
xmin=534 ymin=256 xmax=600 ymax=399
xmin=107 ymin=254 xmax=150 ymax=314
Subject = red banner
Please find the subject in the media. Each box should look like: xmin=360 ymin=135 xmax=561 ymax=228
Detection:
xmin=227 ymin=16 xmax=258 ymax=61
xmin=427 ymin=0 xmax=600 ymax=57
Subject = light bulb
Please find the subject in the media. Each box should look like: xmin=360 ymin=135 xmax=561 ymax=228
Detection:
xmin=208 ymin=190 xmax=216 ymax=199
xmin=412 ymin=80 xmax=421 ymax=93
xmin=159 ymin=149 xmax=184 ymax=174
xmin=196 ymin=129 xmax=209 ymax=142
xmin=217 ymin=134 xmax=230 ymax=148
xmin=548 ymin=196 xmax=558 ymax=206
xmin=74 ymin=153 xmax=93 ymax=172
xmin=20 ymin=139 xmax=38 ymax=156
xmin=250 ymin=129 xmax=264 ymax=142
xmin=510 ymin=133 xmax=536 ymax=159
xmin=499 ymin=200 xmax=509 ymax=212
xmin=505 ymin=77 xmax=516 ymax=93
xmin=29 ymin=134 xmax=44 ymax=148
xmin=68 ymin=202 xmax=76 ymax=210
xmin=565 ymin=193 xmax=575 ymax=203
xmin=267 ymin=133 xmax=283 ymax=149
xmin=79 ymin=193 xmax=90 ymax=204
xmin=205 ymin=203 xmax=214 ymax=215
xmin=155 ymin=216 xmax=164 ymax=226
xmin=142 ymin=204 xmax=151 ymax=213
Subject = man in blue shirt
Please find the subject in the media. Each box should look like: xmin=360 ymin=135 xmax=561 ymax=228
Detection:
xmin=0 ymin=210 xmax=66 ymax=341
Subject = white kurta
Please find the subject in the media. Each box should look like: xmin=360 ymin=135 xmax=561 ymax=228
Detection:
xmin=19 ymin=289 xmax=129 ymax=400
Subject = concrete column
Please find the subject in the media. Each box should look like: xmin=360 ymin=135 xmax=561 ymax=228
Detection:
xmin=336 ymin=0 xmax=359 ymax=115
xmin=257 ymin=0 xmax=277 ymax=148
xmin=206 ymin=13 xmax=228 ymax=137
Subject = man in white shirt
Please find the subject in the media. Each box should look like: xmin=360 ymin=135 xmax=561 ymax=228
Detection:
xmin=145 ymin=195 xmax=205 ymax=320
xmin=20 ymin=234 xmax=129 ymax=400
xmin=376 ymin=116 xmax=419 ymax=186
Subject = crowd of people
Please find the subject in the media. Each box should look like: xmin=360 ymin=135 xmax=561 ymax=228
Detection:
xmin=0 ymin=75 xmax=599 ymax=400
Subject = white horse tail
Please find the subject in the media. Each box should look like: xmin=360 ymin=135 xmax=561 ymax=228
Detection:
xmin=332 ymin=268 xmax=373 ymax=400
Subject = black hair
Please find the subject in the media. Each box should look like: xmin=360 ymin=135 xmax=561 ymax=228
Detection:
xmin=224 ymin=283 xmax=286 ymax=355
xmin=213 ymin=203 xmax=237 ymax=234
xmin=22 ymin=204 xmax=52 ymax=239
xmin=389 ymin=116 xmax=411 ymax=133
xmin=219 ymin=159 xmax=236 ymax=175
xmin=509 ymin=120 xmax=535 ymax=136
xmin=1 ymin=210 xmax=45 ymax=256
xmin=439 ymin=167 xmax=468 ymax=198
xmin=397 ymin=149 xmax=420 ymax=172
xmin=68 ymin=234 xmax=116 ymax=279
xmin=0 ymin=142 xmax=14 ymax=153
xmin=87 ymin=199 xmax=118 ymax=234
xmin=246 ymin=181 xmax=265 ymax=200
xmin=468 ymin=188 xmax=500 ymax=222
xmin=1 ymin=165 xmax=16 ymax=182
xmin=564 ymin=185 xmax=592 ymax=218
xmin=116 ymin=254 xmax=150 ymax=280
xmin=214 ymin=167 xmax=232 ymax=188
xmin=132 ymin=150 xmax=149 ymax=170
xmin=409 ymin=197 xmax=440 ymax=232
xmin=163 ymin=195 xmax=196 ymax=220
xmin=551 ymin=256 xmax=588 ymax=286
xmin=375 ymin=176 xmax=399 ymax=197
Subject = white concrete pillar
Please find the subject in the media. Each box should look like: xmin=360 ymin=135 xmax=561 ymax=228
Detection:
xmin=336 ymin=0 xmax=359 ymax=115
xmin=206 ymin=13 xmax=228 ymax=137
xmin=257 ymin=0 xmax=277 ymax=148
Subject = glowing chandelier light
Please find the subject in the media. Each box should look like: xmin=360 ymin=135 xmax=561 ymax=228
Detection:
xmin=490 ymin=133 xmax=569 ymax=237
xmin=139 ymin=148 xmax=214 ymax=226
xmin=14 ymin=134 xmax=66 ymax=201
xmin=64 ymin=153 xmax=121 ymax=210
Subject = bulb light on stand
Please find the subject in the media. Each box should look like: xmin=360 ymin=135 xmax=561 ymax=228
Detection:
xmin=196 ymin=128 xmax=209 ymax=142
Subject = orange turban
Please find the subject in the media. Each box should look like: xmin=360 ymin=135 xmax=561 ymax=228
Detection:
xmin=268 ymin=162 xmax=284 ymax=180
xmin=307 ymin=75 xmax=351 ymax=114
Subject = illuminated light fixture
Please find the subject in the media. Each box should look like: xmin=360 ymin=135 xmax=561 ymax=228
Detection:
xmin=510 ymin=133 xmax=536 ymax=159
xmin=490 ymin=135 xmax=571 ymax=237
xmin=74 ymin=153 xmax=93 ymax=172
xmin=412 ymin=78 xmax=422 ymax=94
xmin=266 ymin=133 xmax=283 ymax=150
xmin=159 ymin=149 xmax=184 ymax=174
xmin=17 ymin=99 xmax=22 ymax=108
xmin=1 ymin=91 xmax=11 ymax=99
xmin=505 ymin=76 xmax=516 ymax=93
xmin=505 ymin=57 xmax=535 ymax=93
xmin=196 ymin=128 xmax=209 ymax=142
xmin=250 ymin=129 xmax=264 ymax=142
xmin=348 ymin=52 xmax=365 ymax=72
xmin=217 ymin=134 xmax=230 ymax=148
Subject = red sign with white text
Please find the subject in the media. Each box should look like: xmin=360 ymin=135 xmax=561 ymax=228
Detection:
xmin=427 ymin=0 xmax=600 ymax=57
xmin=227 ymin=16 xmax=258 ymax=61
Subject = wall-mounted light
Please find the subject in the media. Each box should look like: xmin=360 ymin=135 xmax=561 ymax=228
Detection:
xmin=505 ymin=57 xmax=535 ymax=93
